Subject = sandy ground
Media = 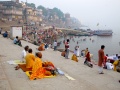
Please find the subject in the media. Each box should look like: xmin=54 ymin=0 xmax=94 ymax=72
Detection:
xmin=0 ymin=35 xmax=120 ymax=90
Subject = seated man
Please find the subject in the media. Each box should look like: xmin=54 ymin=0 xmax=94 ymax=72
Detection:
xmin=30 ymin=52 xmax=45 ymax=80
xmin=38 ymin=43 xmax=45 ymax=51
xmin=25 ymin=49 xmax=35 ymax=69
xmin=21 ymin=46 xmax=29 ymax=62
xmin=106 ymin=60 xmax=114 ymax=70
xmin=84 ymin=52 xmax=93 ymax=68
xmin=15 ymin=46 xmax=29 ymax=70
xmin=13 ymin=36 xmax=22 ymax=46
xmin=71 ymin=47 xmax=78 ymax=62
xmin=30 ymin=52 xmax=56 ymax=80
xmin=113 ymin=56 xmax=120 ymax=72
xmin=3 ymin=31 xmax=8 ymax=38
xmin=103 ymin=54 xmax=108 ymax=69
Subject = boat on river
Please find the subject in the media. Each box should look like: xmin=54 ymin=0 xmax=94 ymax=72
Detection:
xmin=93 ymin=30 xmax=113 ymax=36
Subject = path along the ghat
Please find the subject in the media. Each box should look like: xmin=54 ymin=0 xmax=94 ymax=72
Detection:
xmin=0 ymin=35 xmax=120 ymax=90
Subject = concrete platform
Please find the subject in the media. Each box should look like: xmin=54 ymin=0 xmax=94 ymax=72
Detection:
xmin=0 ymin=35 xmax=120 ymax=90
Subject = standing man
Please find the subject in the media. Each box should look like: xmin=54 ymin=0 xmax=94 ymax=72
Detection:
xmin=53 ymin=40 xmax=57 ymax=51
xmin=65 ymin=39 xmax=70 ymax=59
xmin=98 ymin=45 xmax=105 ymax=74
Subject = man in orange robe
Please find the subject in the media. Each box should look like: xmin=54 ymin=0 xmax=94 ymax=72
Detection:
xmin=30 ymin=52 xmax=46 ymax=80
xmin=25 ymin=49 xmax=35 ymax=69
xmin=98 ymin=45 xmax=105 ymax=74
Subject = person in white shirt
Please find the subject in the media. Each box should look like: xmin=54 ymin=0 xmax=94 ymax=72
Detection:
xmin=21 ymin=46 xmax=29 ymax=62
xmin=106 ymin=60 xmax=114 ymax=70
xmin=74 ymin=46 xmax=77 ymax=55
xmin=53 ymin=40 xmax=57 ymax=51
xmin=76 ymin=46 xmax=80 ymax=57
xmin=15 ymin=46 xmax=29 ymax=70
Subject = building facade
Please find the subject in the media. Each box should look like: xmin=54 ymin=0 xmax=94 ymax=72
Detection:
xmin=0 ymin=1 xmax=23 ymax=21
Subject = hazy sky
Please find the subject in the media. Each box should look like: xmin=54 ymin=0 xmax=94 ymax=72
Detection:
xmin=1 ymin=0 xmax=120 ymax=29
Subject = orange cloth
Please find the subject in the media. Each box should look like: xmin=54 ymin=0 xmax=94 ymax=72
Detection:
xmin=30 ymin=57 xmax=45 ymax=80
xmin=71 ymin=54 xmax=78 ymax=62
xmin=61 ymin=51 xmax=65 ymax=57
xmin=25 ymin=53 xmax=35 ymax=69
xmin=98 ymin=49 xmax=104 ymax=67
xmin=38 ymin=44 xmax=45 ymax=51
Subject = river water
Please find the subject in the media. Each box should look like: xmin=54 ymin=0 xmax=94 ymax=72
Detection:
xmin=57 ymin=29 xmax=120 ymax=60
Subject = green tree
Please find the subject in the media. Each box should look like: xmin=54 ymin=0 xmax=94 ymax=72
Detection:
xmin=52 ymin=7 xmax=64 ymax=19
xmin=37 ymin=5 xmax=47 ymax=16
xmin=26 ymin=3 xmax=36 ymax=8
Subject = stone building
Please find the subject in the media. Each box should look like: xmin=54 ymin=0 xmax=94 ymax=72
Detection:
xmin=65 ymin=13 xmax=71 ymax=28
xmin=0 ymin=0 xmax=23 ymax=21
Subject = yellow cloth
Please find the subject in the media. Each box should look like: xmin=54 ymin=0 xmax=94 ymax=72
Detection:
xmin=25 ymin=53 xmax=35 ymax=69
xmin=32 ymin=57 xmax=43 ymax=73
xmin=30 ymin=57 xmax=45 ymax=80
xmin=113 ymin=60 xmax=119 ymax=71
xmin=71 ymin=54 xmax=78 ymax=62
xmin=26 ymin=71 xmax=55 ymax=78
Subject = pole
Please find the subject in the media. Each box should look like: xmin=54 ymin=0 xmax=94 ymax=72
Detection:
xmin=26 ymin=0 xmax=28 ymax=31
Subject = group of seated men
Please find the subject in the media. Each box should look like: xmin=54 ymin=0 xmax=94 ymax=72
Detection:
xmin=15 ymin=45 xmax=56 ymax=80
xmin=103 ymin=54 xmax=120 ymax=72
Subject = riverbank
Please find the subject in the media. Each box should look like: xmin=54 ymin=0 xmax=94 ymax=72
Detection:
xmin=0 ymin=35 xmax=120 ymax=90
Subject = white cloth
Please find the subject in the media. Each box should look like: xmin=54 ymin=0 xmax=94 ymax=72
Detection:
xmin=54 ymin=42 xmax=57 ymax=46
xmin=21 ymin=50 xmax=27 ymax=62
xmin=98 ymin=66 xmax=103 ymax=73
xmin=106 ymin=62 xmax=113 ymax=70
xmin=74 ymin=50 xmax=77 ymax=55
xmin=76 ymin=47 xmax=80 ymax=56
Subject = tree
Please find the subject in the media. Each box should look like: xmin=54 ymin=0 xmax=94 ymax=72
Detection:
xmin=52 ymin=7 xmax=64 ymax=19
xmin=26 ymin=3 xmax=36 ymax=8
xmin=37 ymin=5 xmax=47 ymax=16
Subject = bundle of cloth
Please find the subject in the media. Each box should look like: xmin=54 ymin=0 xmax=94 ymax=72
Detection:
xmin=71 ymin=54 xmax=78 ymax=62
xmin=61 ymin=51 xmax=66 ymax=57
xmin=38 ymin=43 xmax=45 ymax=51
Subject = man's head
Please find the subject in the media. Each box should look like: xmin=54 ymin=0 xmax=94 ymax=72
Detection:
xmin=118 ymin=56 xmax=120 ymax=60
xmin=16 ymin=36 xmax=18 ymax=39
xmin=24 ymin=46 xmax=29 ymax=51
xmin=67 ymin=39 xmax=69 ymax=42
xmin=101 ymin=45 xmax=105 ymax=49
xmin=36 ymin=52 xmax=42 ymax=58
xmin=28 ymin=48 xmax=32 ymax=53
xmin=107 ymin=59 xmax=110 ymax=63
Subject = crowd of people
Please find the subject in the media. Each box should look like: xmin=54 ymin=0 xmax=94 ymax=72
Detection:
xmin=62 ymin=39 xmax=120 ymax=80
xmin=1 ymin=28 xmax=119 ymax=82
xmin=22 ymin=28 xmax=64 ymax=45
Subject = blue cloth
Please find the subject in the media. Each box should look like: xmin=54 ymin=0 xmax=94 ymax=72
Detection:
xmin=3 ymin=33 xmax=8 ymax=37
xmin=13 ymin=38 xmax=18 ymax=44
xmin=45 ymin=44 xmax=48 ymax=49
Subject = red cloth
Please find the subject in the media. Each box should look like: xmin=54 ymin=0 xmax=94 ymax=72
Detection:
xmin=104 ymin=56 xmax=107 ymax=65
xmin=65 ymin=42 xmax=69 ymax=48
xmin=86 ymin=52 xmax=91 ymax=62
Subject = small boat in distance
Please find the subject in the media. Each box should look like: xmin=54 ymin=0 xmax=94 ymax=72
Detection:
xmin=93 ymin=30 xmax=113 ymax=36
